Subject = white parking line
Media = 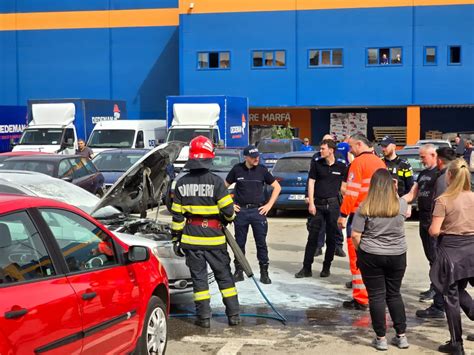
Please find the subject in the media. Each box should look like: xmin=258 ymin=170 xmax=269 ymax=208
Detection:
xmin=181 ymin=336 xmax=276 ymax=355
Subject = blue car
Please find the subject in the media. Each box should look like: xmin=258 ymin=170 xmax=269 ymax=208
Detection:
xmin=257 ymin=138 xmax=303 ymax=170
xmin=267 ymin=151 xmax=314 ymax=214
xmin=92 ymin=149 xmax=150 ymax=189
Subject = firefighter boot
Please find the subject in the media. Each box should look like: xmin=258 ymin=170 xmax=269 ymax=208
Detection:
xmin=228 ymin=315 xmax=241 ymax=326
xmin=233 ymin=263 xmax=244 ymax=283
xmin=260 ymin=263 xmax=272 ymax=284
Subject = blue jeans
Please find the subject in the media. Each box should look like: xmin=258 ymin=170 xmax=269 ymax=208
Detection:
xmin=234 ymin=207 xmax=269 ymax=265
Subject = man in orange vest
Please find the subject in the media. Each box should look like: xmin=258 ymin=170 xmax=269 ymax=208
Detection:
xmin=337 ymin=133 xmax=386 ymax=310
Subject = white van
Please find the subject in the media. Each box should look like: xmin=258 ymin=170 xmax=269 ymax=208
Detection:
xmin=88 ymin=120 xmax=167 ymax=154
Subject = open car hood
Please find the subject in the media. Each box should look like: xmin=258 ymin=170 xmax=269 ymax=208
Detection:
xmin=91 ymin=141 xmax=184 ymax=216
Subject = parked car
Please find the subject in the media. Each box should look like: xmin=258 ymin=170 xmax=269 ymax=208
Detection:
xmin=0 ymin=193 xmax=169 ymax=354
xmin=166 ymin=148 xmax=244 ymax=211
xmin=0 ymin=151 xmax=50 ymax=167
xmin=257 ymin=138 xmax=303 ymax=169
xmin=92 ymin=148 xmax=150 ymax=190
xmin=267 ymin=151 xmax=314 ymax=214
xmin=0 ymin=154 xmax=105 ymax=195
xmin=0 ymin=142 xmax=208 ymax=298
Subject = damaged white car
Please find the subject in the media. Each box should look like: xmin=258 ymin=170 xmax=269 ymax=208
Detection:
xmin=0 ymin=142 xmax=213 ymax=299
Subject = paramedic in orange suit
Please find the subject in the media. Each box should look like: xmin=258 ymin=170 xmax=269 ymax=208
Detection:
xmin=337 ymin=133 xmax=386 ymax=310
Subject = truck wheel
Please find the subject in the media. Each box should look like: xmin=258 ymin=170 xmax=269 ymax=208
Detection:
xmin=135 ymin=296 xmax=168 ymax=355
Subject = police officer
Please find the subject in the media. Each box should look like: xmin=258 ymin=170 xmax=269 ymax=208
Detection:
xmin=380 ymin=135 xmax=414 ymax=196
xmin=171 ymin=136 xmax=239 ymax=328
xmin=295 ymin=139 xmax=347 ymax=278
xmin=225 ymin=145 xmax=281 ymax=284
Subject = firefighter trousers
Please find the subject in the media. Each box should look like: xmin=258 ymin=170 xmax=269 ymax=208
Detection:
xmin=347 ymin=215 xmax=369 ymax=305
xmin=184 ymin=248 xmax=239 ymax=319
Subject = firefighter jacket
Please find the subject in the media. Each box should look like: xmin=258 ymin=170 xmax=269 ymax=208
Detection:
xmin=383 ymin=156 xmax=414 ymax=196
xmin=171 ymin=169 xmax=235 ymax=250
xmin=340 ymin=151 xmax=386 ymax=217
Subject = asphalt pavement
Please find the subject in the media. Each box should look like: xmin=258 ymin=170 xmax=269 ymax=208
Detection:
xmin=155 ymin=209 xmax=474 ymax=354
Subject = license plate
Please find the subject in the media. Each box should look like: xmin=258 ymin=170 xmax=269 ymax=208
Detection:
xmin=289 ymin=194 xmax=305 ymax=200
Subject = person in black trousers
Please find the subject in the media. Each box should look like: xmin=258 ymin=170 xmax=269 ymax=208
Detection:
xmin=295 ymin=139 xmax=347 ymax=278
xmin=351 ymin=169 xmax=410 ymax=351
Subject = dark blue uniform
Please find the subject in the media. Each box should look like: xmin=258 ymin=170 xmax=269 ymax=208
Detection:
xmin=226 ymin=163 xmax=275 ymax=266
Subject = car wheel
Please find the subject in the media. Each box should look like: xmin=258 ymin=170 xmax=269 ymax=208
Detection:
xmin=135 ymin=296 xmax=168 ymax=355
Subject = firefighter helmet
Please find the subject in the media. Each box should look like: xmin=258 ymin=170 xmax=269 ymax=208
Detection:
xmin=188 ymin=135 xmax=215 ymax=160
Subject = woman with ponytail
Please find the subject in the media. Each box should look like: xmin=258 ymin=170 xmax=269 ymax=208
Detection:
xmin=429 ymin=158 xmax=474 ymax=355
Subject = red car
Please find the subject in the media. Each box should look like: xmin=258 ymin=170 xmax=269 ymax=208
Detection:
xmin=0 ymin=194 xmax=169 ymax=354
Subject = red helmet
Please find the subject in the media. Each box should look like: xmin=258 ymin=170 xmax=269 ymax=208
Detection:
xmin=188 ymin=135 xmax=215 ymax=160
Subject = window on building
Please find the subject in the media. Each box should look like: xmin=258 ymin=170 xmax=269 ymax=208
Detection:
xmin=424 ymin=46 xmax=437 ymax=65
xmin=197 ymin=51 xmax=231 ymax=70
xmin=449 ymin=46 xmax=461 ymax=65
xmin=309 ymin=49 xmax=343 ymax=67
xmin=367 ymin=47 xmax=402 ymax=65
xmin=252 ymin=50 xmax=286 ymax=68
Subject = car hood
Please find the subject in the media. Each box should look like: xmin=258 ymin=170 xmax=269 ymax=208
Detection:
xmin=91 ymin=141 xmax=184 ymax=216
xmin=101 ymin=171 xmax=125 ymax=185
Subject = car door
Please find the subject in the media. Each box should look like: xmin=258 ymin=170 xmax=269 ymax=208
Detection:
xmin=38 ymin=208 xmax=141 ymax=354
xmin=0 ymin=210 xmax=83 ymax=354
xmin=70 ymin=158 xmax=95 ymax=193
xmin=82 ymin=158 xmax=104 ymax=194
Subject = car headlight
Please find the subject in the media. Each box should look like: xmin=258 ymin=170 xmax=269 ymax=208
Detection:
xmin=152 ymin=245 xmax=173 ymax=259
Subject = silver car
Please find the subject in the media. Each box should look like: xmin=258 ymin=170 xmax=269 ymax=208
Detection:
xmin=0 ymin=142 xmax=213 ymax=299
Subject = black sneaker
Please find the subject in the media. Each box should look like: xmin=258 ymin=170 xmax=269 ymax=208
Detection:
xmin=335 ymin=247 xmax=346 ymax=257
xmin=419 ymin=289 xmax=436 ymax=303
xmin=419 ymin=287 xmax=433 ymax=297
xmin=415 ymin=305 xmax=445 ymax=319
xmin=466 ymin=334 xmax=474 ymax=342
xmin=438 ymin=340 xmax=465 ymax=354
xmin=295 ymin=268 xmax=312 ymax=278
xmin=345 ymin=281 xmax=352 ymax=289
xmin=320 ymin=267 xmax=330 ymax=278
xmin=228 ymin=315 xmax=240 ymax=326
xmin=314 ymin=248 xmax=323 ymax=257
xmin=195 ymin=318 xmax=210 ymax=328
xmin=342 ymin=299 xmax=368 ymax=311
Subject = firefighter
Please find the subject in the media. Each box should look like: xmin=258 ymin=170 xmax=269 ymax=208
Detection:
xmin=337 ymin=133 xmax=386 ymax=310
xmin=170 ymin=136 xmax=239 ymax=328
xmin=380 ymin=135 xmax=414 ymax=196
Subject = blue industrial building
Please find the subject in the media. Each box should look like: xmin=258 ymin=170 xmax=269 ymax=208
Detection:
xmin=1 ymin=0 xmax=473 ymax=142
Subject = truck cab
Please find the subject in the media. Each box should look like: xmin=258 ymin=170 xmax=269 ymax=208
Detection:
xmin=13 ymin=103 xmax=77 ymax=154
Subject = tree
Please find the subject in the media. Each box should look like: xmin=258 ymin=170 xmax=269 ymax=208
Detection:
xmin=271 ymin=125 xmax=294 ymax=139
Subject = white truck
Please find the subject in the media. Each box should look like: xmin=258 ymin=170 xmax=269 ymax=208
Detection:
xmin=87 ymin=120 xmax=167 ymax=154
xmin=166 ymin=96 xmax=249 ymax=170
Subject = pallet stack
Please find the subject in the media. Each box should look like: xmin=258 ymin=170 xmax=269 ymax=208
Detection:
xmin=373 ymin=126 xmax=407 ymax=146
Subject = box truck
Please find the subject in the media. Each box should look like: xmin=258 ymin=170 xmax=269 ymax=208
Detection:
xmin=0 ymin=106 xmax=27 ymax=153
xmin=166 ymin=96 xmax=249 ymax=169
xmin=12 ymin=99 xmax=127 ymax=154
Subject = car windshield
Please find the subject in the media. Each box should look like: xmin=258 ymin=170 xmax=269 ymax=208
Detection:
xmin=93 ymin=152 xmax=146 ymax=172
xmin=0 ymin=160 xmax=56 ymax=176
xmin=167 ymin=128 xmax=219 ymax=144
xmin=272 ymin=157 xmax=311 ymax=173
xmin=88 ymin=129 xmax=135 ymax=148
xmin=257 ymin=140 xmax=291 ymax=153
xmin=0 ymin=173 xmax=120 ymax=218
xmin=19 ymin=128 xmax=64 ymax=145
xmin=210 ymin=153 xmax=241 ymax=172
xmin=397 ymin=153 xmax=424 ymax=171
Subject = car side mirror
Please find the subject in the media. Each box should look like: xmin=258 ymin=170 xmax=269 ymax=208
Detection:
xmin=61 ymin=176 xmax=73 ymax=183
xmin=136 ymin=141 xmax=145 ymax=149
xmin=128 ymin=246 xmax=149 ymax=262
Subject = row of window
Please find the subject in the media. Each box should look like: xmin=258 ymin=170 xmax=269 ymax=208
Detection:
xmin=197 ymin=46 xmax=463 ymax=70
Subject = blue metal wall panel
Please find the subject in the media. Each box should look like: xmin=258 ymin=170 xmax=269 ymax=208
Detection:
xmin=0 ymin=32 xmax=19 ymax=104
xmin=414 ymin=5 xmax=474 ymax=105
xmin=111 ymin=27 xmax=179 ymax=118
xmin=297 ymin=7 xmax=414 ymax=106
xmin=180 ymin=11 xmax=297 ymax=106
xmin=16 ymin=29 xmax=111 ymax=104
xmin=1 ymin=0 xmax=178 ymax=13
